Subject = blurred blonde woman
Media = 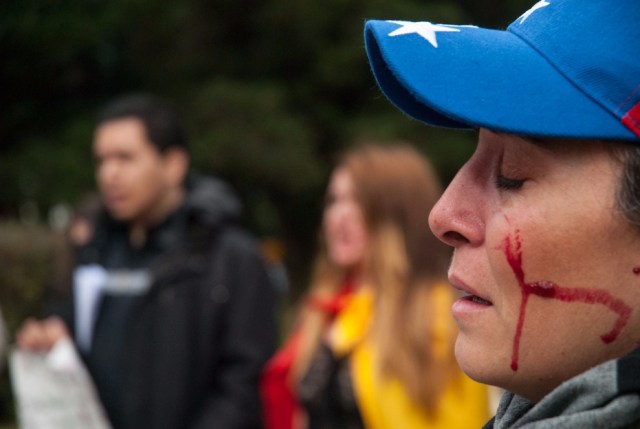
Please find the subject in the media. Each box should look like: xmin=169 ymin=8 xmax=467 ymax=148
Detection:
xmin=262 ymin=143 xmax=489 ymax=429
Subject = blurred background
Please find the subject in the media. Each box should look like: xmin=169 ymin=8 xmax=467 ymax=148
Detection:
xmin=0 ymin=0 xmax=530 ymax=425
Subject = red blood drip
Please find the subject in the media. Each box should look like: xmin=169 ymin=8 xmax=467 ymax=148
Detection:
xmin=504 ymin=232 xmax=632 ymax=372
xmin=633 ymin=267 xmax=640 ymax=275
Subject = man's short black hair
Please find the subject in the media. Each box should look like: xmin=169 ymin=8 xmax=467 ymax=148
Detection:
xmin=96 ymin=93 xmax=189 ymax=153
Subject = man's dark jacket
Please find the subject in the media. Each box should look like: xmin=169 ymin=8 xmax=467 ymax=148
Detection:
xmin=62 ymin=176 xmax=276 ymax=429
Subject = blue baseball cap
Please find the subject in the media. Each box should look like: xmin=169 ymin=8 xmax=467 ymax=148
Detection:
xmin=364 ymin=0 xmax=640 ymax=141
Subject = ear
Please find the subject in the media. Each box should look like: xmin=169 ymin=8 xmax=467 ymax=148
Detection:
xmin=163 ymin=148 xmax=189 ymax=188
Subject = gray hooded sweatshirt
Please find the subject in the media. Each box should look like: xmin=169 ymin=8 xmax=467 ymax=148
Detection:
xmin=484 ymin=348 xmax=640 ymax=429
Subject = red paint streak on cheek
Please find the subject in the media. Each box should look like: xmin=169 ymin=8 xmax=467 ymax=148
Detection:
xmin=503 ymin=232 xmax=632 ymax=372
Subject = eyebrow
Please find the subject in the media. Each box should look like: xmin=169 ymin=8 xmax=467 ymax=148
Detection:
xmin=493 ymin=131 xmax=556 ymax=153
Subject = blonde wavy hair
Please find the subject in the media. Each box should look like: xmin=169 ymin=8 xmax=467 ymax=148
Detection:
xmin=293 ymin=143 xmax=459 ymax=413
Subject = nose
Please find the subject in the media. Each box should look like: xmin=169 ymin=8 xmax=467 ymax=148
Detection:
xmin=428 ymin=160 xmax=485 ymax=248
xmin=97 ymin=158 xmax=119 ymax=188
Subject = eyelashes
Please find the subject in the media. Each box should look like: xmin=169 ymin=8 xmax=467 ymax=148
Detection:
xmin=496 ymin=174 xmax=525 ymax=190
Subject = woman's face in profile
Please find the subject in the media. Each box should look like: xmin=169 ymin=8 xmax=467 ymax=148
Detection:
xmin=429 ymin=128 xmax=640 ymax=401
xmin=323 ymin=166 xmax=368 ymax=269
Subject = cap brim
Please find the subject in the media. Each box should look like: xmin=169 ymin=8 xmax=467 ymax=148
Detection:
xmin=365 ymin=20 xmax=638 ymax=140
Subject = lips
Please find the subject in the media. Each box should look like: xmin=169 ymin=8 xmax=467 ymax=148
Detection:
xmin=463 ymin=293 xmax=492 ymax=305
xmin=449 ymin=275 xmax=493 ymax=306
xmin=104 ymin=192 xmax=127 ymax=207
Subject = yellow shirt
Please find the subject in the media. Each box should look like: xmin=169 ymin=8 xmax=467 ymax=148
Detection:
xmin=329 ymin=284 xmax=489 ymax=429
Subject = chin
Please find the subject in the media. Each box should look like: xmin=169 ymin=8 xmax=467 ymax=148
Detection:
xmin=106 ymin=206 xmax=135 ymax=223
xmin=455 ymin=334 xmax=509 ymax=387
xmin=328 ymin=251 xmax=361 ymax=269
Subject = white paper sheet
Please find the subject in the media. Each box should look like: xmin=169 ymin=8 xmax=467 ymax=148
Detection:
xmin=9 ymin=338 xmax=111 ymax=429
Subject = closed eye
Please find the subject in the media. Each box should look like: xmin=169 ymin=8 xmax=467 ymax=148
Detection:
xmin=496 ymin=174 xmax=525 ymax=190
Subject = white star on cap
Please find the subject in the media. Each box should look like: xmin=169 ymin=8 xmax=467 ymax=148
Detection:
xmin=387 ymin=20 xmax=460 ymax=48
xmin=518 ymin=1 xmax=550 ymax=24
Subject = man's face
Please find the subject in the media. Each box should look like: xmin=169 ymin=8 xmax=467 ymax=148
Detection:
xmin=93 ymin=117 xmax=175 ymax=224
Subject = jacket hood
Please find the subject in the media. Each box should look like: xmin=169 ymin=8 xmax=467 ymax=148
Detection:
xmin=185 ymin=175 xmax=242 ymax=229
xmin=75 ymin=175 xmax=243 ymax=266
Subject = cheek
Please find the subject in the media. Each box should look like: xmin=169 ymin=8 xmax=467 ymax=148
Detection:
xmin=348 ymin=224 xmax=368 ymax=255
xmin=484 ymin=221 xmax=523 ymax=302
xmin=508 ymin=210 xmax=621 ymax=292
xmin=132 ymin=164 xmax=166 ymax=195
xmin=494 ymin=223 xmax=636 ymax=374
xmin=322 ymin=209 xmax=339 ymax=240
xmin=325 ymin=218 xmax=368 ymax=265
xmin=96 ymin=164 xmax=114 ymax=189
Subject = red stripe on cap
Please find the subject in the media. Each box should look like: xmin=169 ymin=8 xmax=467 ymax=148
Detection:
xmin=622 ymin=102 xmax=640 ymax=138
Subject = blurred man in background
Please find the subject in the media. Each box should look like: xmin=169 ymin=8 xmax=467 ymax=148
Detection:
xmin=17 ymin=93 xmax=277 ymax=429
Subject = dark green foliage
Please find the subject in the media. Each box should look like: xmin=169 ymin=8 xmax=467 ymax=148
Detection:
xmin=0 ymin=0 xmax=526 ymax=330
xmin=1 ymin=0 xmax=532 ymax=298
xmin=0 ymin=224 xmax=67 ymax=334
